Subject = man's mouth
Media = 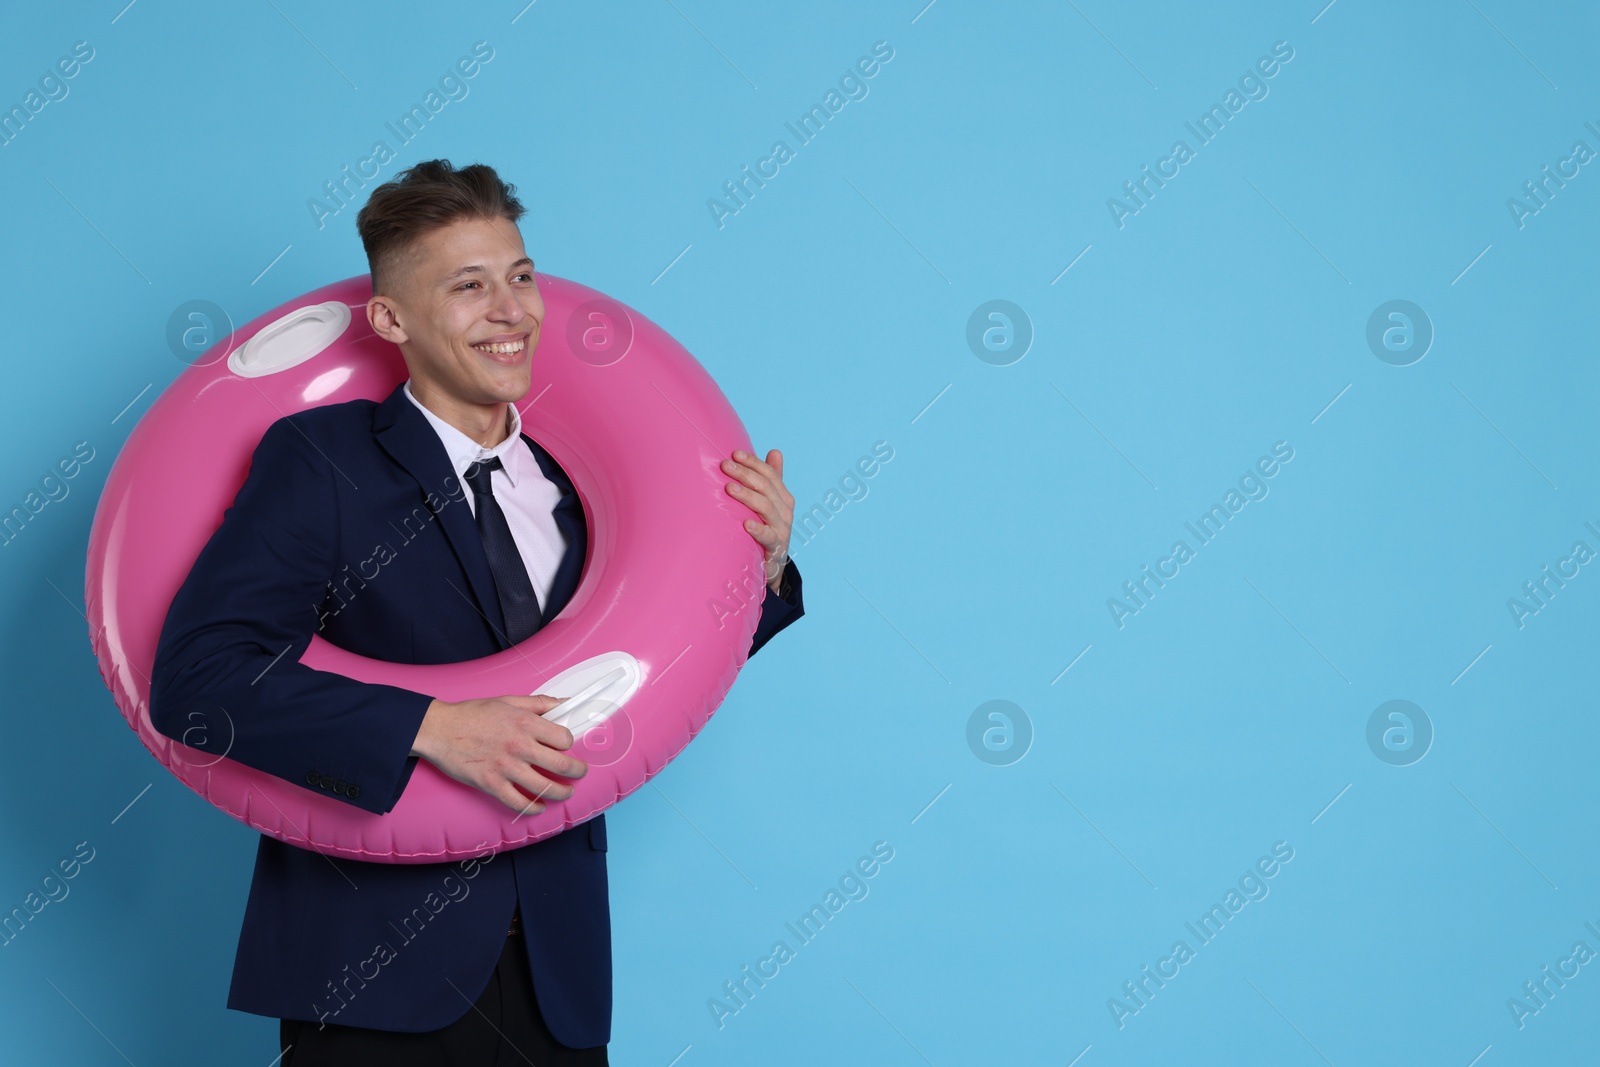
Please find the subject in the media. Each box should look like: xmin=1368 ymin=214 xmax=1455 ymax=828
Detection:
xmin=471 ymin=334 xmax=529 ymax=360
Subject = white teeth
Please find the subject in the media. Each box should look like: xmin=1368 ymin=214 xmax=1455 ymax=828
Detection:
xmin=473 ymin=340 xmax=525 ymax=355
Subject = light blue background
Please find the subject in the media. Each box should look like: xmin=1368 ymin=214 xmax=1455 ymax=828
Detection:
xmin=2 ymin=1 xmax=1597 ymax=1063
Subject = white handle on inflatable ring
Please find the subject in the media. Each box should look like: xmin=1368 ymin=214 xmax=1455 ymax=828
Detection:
xmin=537 ymin=651 xmax=642 ymax=737
xmin=227 ymin=300 xmax=352 ymax=378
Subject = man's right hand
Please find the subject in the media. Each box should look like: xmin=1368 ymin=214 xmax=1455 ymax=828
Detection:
xmin=409 ymin=694 xmax=588 ymax=814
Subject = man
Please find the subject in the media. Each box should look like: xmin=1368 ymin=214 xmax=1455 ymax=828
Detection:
xmin=149 ymin=159 xmax=804 ymax=1064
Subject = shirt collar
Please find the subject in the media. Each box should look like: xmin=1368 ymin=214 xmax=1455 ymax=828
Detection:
xmin=402 ymin=379 xmax=525 ymax=488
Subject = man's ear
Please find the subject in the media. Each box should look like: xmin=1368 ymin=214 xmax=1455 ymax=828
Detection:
xmin=368 ymin=295 xmax=409 ymax=345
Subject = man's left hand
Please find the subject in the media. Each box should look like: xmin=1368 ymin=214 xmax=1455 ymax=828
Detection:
xmin=723 ymin=448 xmax=793 ymax=594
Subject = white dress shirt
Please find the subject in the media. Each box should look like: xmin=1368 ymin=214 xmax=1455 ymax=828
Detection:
xmin=402 ymin=379 xmax=569 ymax=612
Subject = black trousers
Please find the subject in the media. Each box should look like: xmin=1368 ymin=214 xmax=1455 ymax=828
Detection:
xmin=278 ymin=920 xmax=608 ymax=1066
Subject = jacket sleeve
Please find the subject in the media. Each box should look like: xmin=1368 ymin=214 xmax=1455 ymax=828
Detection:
xmin=748 ymin=556 xmax=804 ymax=657
xmin=148 ymin=417 xmax=432 ymax=816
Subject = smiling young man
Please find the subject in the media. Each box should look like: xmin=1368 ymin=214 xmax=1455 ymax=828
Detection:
xmin=149 ymin=160 xmax=804 ymax=1065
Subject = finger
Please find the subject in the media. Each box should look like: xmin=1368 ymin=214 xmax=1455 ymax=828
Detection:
xmin=727 ymin=481 xmax=778 ymax=523
xmin=728 ymin=449 xmax=780 ymax=486
xmin=503 ymin=693 xmax=567 ymax=714
xmin=742 ymin=518 xmax=780 ymax=548
xmin=731 ymin=447 xmax=773 ymax=472
xmin=507 ymin=764 xmax=578 ymax=804
xmin=522 ymin=712 xmax=576 ymax=751
xmin=517 ymin=732 xmax=588 ymax=780
xmin=722 ymin=456 xmax=775 ymax=498
xmin=496 ymin=782 xmax=545 ymax=815
xmin=760 ymin=449 xmax=791 ymax=508
xmin=727 ymin=452 xmax=793 ymax=517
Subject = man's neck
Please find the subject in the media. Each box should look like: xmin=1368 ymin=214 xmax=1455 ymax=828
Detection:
xmin=409 ymin=380 xmax=512 ymax=448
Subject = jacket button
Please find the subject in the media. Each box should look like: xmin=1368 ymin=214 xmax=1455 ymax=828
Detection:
xmin=347 ymin=784 xmax=361 ymax=799
xmin=305 ymin=770 xmax=320 ymax=786
xmin=333 ymin=780 xmax=347 ymax=796
xmin=319 ymin=774 xmax=334 ymax=790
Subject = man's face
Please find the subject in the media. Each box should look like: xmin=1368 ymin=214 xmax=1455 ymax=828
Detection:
xmin=368 ymin=214 xmax=545 ymax=410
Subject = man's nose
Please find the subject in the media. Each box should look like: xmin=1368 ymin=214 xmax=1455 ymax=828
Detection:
xmin=489 ymin=284 xmax=524 ymax=322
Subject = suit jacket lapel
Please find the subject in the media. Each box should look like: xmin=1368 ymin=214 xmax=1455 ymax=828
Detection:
xmin=523 ymin=434 xmax=587 ymax=622
xmin=372 ymin=383 xmax=511 ymax=648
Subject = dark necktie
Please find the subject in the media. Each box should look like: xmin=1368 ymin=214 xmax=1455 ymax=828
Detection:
xmin=463 ymin=455 xmax=544 ymax=643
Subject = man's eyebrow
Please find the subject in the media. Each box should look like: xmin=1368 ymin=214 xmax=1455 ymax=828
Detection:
xmin=441 ymin=257 xmax=535 ymax=284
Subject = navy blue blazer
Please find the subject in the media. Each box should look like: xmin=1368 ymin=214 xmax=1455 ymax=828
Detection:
xmin=148 ymin=380 xmax=804 ymax=1047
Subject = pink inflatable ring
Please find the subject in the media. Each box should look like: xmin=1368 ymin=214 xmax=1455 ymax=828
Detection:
xmin=85 ymin=273 xmax=769 ymax=862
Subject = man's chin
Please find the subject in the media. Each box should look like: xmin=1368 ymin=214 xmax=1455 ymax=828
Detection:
xmin=487 ymin=373 xmax=534 ymax=405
